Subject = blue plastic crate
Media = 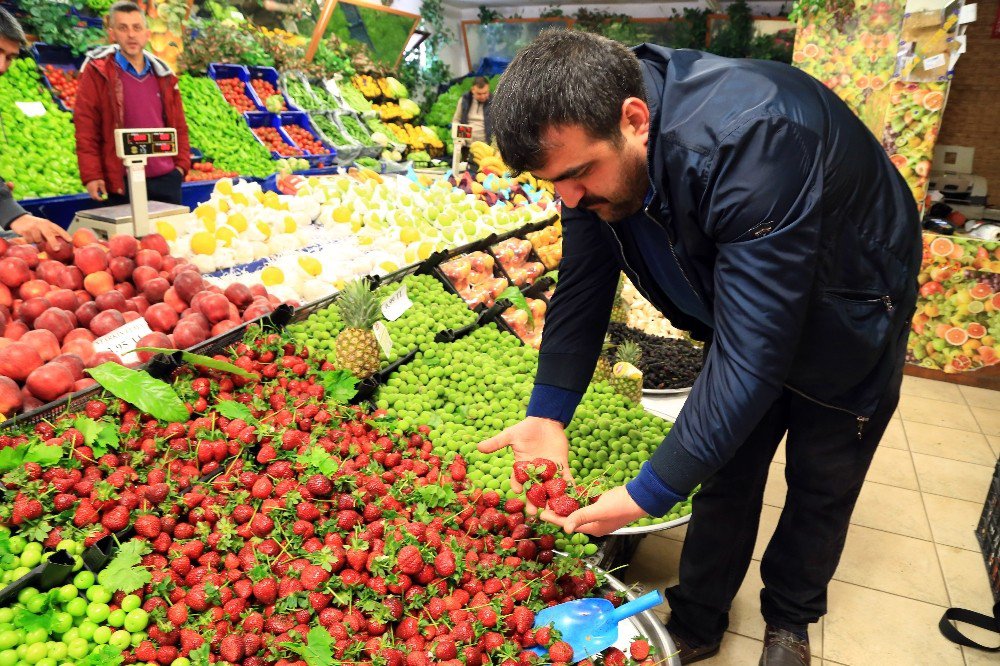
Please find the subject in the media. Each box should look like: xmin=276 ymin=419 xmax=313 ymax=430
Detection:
xmin=247 ymin=66 xmax=300 ymax=112
xmin=31 ymin=43 xmax=82 ymax=113
xmin=208 ymin=63 xmax=265 ymax=111
xmin=276 ymin=112 xmax=336 ymax=165
xmin=17 ymin=193 xmax=94 ymax=230
xmin=243 ymin=112 xmax=301 ymax=159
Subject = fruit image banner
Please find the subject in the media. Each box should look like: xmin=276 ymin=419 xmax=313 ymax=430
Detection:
xmin=909 ymin=233 xmax=1000 ymax=374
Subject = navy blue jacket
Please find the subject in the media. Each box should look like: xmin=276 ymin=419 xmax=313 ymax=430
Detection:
xmin=526 ymin=46 xmax=922 ymax=515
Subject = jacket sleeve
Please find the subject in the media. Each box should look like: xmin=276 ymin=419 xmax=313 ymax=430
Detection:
xmin=0 ymin=180 xmax=26 ymax=229
xmin=530 ymin=206 xmax=620 ymax=406
xmin=74 ymin=67 xmax=105 ymax=186
xmin=170 ymin=77 xmax=192 ymax=175
xmin=640 ymin=115 xmax=825 ymax=505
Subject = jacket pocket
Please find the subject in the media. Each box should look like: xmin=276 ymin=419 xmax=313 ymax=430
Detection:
xmin=787 ymin=288 xmax=895 ymax=402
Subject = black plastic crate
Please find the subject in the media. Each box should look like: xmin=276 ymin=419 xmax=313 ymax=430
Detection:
xmin=977 ymin=458 xmax=1000 ymax=602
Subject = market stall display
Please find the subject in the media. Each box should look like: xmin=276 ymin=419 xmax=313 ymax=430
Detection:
xmin=608 ymin=323 xmax=704 ymax=391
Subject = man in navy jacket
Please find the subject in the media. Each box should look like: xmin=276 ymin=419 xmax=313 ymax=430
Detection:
xmin=478 ymin=30 xmax=920 ymax=665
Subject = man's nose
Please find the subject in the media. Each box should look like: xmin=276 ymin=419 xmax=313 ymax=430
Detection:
xmin=555 ymin=181 xmax=584 ymax=208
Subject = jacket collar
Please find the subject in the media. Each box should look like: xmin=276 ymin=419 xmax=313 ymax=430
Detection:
xmin=82 ymin=44 xmax=174 ymax=78
xmin=114 ymin=49 xmax=150 ymax=77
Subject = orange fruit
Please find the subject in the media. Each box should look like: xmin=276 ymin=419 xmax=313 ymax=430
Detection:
xmin=944 ymin=327 xmax=969 ymax=346
xmin=929 ymin=237 xmax=955 ymax=258
xmin=967 ymin=323 xmax=987 ymax=339
xmin=922 ymin=90 xmax=945 ymax=111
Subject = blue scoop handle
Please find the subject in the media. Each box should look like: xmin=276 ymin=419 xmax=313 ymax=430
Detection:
xmin=606 ymin=590 xmax=664 ymax=626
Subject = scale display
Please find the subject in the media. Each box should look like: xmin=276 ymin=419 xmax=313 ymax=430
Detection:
xmin=114 ymin=128 xmax=178 ymax=159
xmin=452 ymin=123 xmax=474 ymax=140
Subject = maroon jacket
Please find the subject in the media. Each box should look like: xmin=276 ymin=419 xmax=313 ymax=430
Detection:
xmin=74 ymin=47 xmax=191 ymax=196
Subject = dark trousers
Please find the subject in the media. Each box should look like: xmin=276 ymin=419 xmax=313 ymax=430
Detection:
xmin=664 ymin=382 xmax=901 ymax=645
xmin=106 ymin=168 xmax=183 ymax=207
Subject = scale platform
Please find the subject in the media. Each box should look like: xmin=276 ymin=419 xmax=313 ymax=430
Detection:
xmin=70 ymin=201 xmax=189 ymax=240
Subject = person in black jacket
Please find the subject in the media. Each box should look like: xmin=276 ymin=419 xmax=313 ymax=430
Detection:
xmin=0 ymin=7 xmax=71 ymax=247
xmin=477 ymin=30 xmax=921 ymax=666
xmin=451 ymin=76 xmax=492 ymax=143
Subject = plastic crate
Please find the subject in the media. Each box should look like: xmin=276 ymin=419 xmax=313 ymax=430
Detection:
xmin=308 ymin=112 xmax=362 ymax=165
xmin=243 ymin=112 xmax=301 ymax=159
xmin=277 ymin=111 xmax=336 ymax=165
xmin=31 ymin=43 xmax=82 ymax=113
xmin=977 ymin=458 xmax=1000 ymax=602
xmin=17 ymin=192 xmax=93 ymax=230
xmin=248 ymin=66 xmax=299 ymax=112
xmin=208 ymin=63 xmax=265 ymax=111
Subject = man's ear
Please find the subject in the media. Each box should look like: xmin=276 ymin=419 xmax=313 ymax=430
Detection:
xmin=620 ymin=97 xmax=650 ymax=140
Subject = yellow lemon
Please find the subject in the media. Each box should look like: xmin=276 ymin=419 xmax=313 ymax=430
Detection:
xmin=399 ymin=227 xmax=420 ymax=244
xmin=403 ymin=246 xmax=420 ymax=264
xmin=283 ymin=216 xmax=297 ymax=234
xmin=351 ymin=220 xmax=364 ymax=233
xmin=380 ymin=260 xmax=399 ymax=273
xmin=215 ymin=179 xmax=233 ymax=196
xmin=261 ymin=266 xmax=284 ymax=286
xmin=215 ymin=227 xmax=237 ymax=246
xmin=417 ymin=242 xmax=435 ymax=260
xmin=332 ymin=206 xmax=352 ymax=224
xmin=227 ymin=212 xmax=248 ymax=233
xmin=298 ymin=256 xmax=322 ymax=277
xmin=201 ymin=217 xmax=217 ymax=233
xmin=256 ymin=222 xmax=272 ymax=240
xmin=155 ymin=220 xmax=177 ymax=241
xmin=254 ymin=190 xmax=266 ymax=203
xmin=195 ymin=204 xmax=217 ymax=223
xmin=232 ymin=192 xmax=250 ymax=207
xmin=217 ymin=198 xmax=230 ymax=213
xmin=190 ymin=231 xmax=217 ymax=255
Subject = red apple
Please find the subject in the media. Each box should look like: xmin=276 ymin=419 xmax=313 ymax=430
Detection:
xmin=0 ymin=284 xmax=10 ymax=308
xmin=249 ymin=284 xmax=268 ymax=298
xmin=140 ymin=233 xmax=169 ymax=255
xmin=171 ymin=320 xmax=207 ymax=349
xmin=83 ymin=271 xmax=114 ymax=296
xmin=72 ymin=228 xmax=98 ymax=248
xmin=142 ymin=277 xmax=170 ymax=304
xmin=198 ymin=293 xmax=230 ymax=324
xmin=122 ymin=311 xmax=141 ymax=323
xmin=34 ymin=309 xmax=75 ymax=343
xmin=47 ymin=288 xmax=78 ymax=312
xmin=135 ymin=249 xmax=163 ymax=271
xmin=4 ymin=321 xmax=27 ymax=341
xmin=74 ymin=378 xmax=97 ymax=390
xmin=7 ymin=245 xmax=39 ymax=269
xmin=61 ymin=338 xmax=95 ymax=366
xmin=90 ymin=310 xmax=125 ymax=337
xmin=57 ymin=266 xmax=84 ymax=290
xmin=75 ymin=302 xmax=100 ymax=329
xmin=131 ymin=265 xmax=158 ymax=290
xmin=108 ymin=234 xmax=139 ymax=258
xmin=163 ymin=288 xmax=186 ymax=314
xmin=21 ymin=329 xmax=60 ymax=361
xmin=19 ymin=297 xmax=51 ymax=326
xmin=0 ymin=257 xmax=31 ymax=288
xmin=42 ymin=237 xmax=73 ymax=262
xmin=224 ymin=283 xmax=253 ymax=309
xmin=0 ymin=342 xmax=42 ymax=381
xmin=51 ymin=353 xmax=85 ymax=381
xmin=26 ymin=363 xmax=74 ymax=402
xmin=128 ymin=295 xmax=150 ymax=315
xmin=210 ymin=320 xmax=239 ymax=336
xmin=0 ymin=376 xmax=22 ymax=416
xmin=173 ymin=271 xmax=204 ymax=304
xmin=64 ymin=328 xmax=95 ymax=344
xmin=145 ymin=303 xmax=178 ymax=333
xmin=95 ymin=291 xmax=127 ymax=312
xmin=135 ymin=332 xmax=173 ymax=363
xmin=74 ymin=245 xmax=108 ymax=275
xmin=108 ymin=256 xmax=135 ymax=283
xmin=36 ymin=259 xmax=65 ymax=284
xmin=18 ymin=279 xmax=51 ymax=301
xmin=89 ymin=351 xmax=122 ymax=367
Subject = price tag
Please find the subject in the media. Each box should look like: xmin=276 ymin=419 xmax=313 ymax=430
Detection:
xmin=381 ymin=285 xmax=412 ymax=321
xmin=15 ymin=102 xmax=46 ymax=118
xmin=373 ymin=321 xmax=392 ymax=359
xmin=923 ymin=53 xmax=948 ymax=70
xmin=93 ymin=318 xmax=153 ymax=365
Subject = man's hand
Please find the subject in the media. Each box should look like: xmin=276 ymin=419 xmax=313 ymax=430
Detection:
xmin=9 ymin=215 xmax=71 ymax=248
xmin=477 ymin=417 xmax=573 ymax=502
xmin=541 ymin=485 xmax=647 ymax=537
xmin=85 ymin=180 xmax=106 ymax=201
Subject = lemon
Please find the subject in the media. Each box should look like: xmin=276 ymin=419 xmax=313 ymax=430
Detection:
xmin=283 ymin=216 xmax=297 ymax=234
xmin=417 ymin=242 xmax=435 ymax=260
xmin=254 ymin=190 xmax=266 ymax=203
xmin=232 ymin=192 xmax=250 ymax=207
xmin=215 ymin=179 xmax=233 ymax=196
xmin=380 ymin=260 xmax=399 ymax=273
xmin=399 ymin=227 xmax=420 ymax=244
xmin=298 ymin=256 xmax=322 ymax=277
xmin=227 ymin=212 xmax=248 ymax=233
xmin=261 ymin=266 xmax=284 ymax=286
xmin=332 ymin=206 xmax=352 ymax=224
xmin=215 ymin=227 xmax=237 ymax=246
xmin=195 ymin=204 xmax=217 ymax=224
xmin=256 ymin=222 xmax=272 ymax=239
xmin=155 ymin=220 xmax=177 ymax=241
xmin=217 ymin=199 xmax=230 ymax=213
xmin=190 ymin=231 xmax=217 ymax=255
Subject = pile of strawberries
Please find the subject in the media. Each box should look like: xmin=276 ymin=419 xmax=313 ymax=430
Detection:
xmin=185 ymin=161 xmax=240 ymax=182
xmin=0 ymin=331 xmax=660 ymax=665
xmin=251 ymin=79 xmax=287 ymax=111
xmin=43 ymin=64 xmax=79 ymax=110
xmin=216 ymin=78 xmax=259 ymax=113
xmin=253 ymin=126 xmax=303 ymax=157
xmin=283 ymin=124 xmax=330 ymax=156
xmin=515 ymin=458 xmax=599 ymax=517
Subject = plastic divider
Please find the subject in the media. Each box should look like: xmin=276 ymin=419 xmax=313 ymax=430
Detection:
xmin=0 ymin=550 xmax=76 ymax=606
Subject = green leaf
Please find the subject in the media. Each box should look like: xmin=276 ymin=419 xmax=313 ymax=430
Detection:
xmin=547 ymin=270 xmax=559 ymax=283
xmin=14 ymin=597 xmax=54 ymax=631
xmin=315 ymin=370 xmax=359 ymax=404
xmin=23 ymin=444 xmax=62 ymax=467
xmin=98 ymin=540 xmax=152 ymax=593
xmin=77 ymin=645 xmax=123 ymax=666
xmin=499 ymin=286 xmax=533 ymax=330
xmin=215 ymin=401 xmax=257 ymax=425
xmin=280 ymin=626 xmax=334 ymax=666
xmin=133 ymin=348 xmax=254 ymax=379
xmin=187 ymin=643 xmax=210 ymax=666
xmin=73 ymin=417 xmax=119 ymax=458
xmin=0 ymin=447 xmax=19 ymax=472
xmin=86 ymin=363 xmax=188 ymax=423
xmin=297 ymin=446 xmax=339 ymax=477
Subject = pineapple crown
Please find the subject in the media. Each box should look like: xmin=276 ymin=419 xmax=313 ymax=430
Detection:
xmin=337 ymin=278 xmax=381 ymax=329
xmin=601 ymin=334 xmax=615 ymax=355
xmin=616 ymin=340 xmax=641 ymax=365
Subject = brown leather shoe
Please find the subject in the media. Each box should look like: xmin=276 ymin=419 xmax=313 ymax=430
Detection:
xmin=759 ymin=625 xmax=810 ymax=665
xmin=667 ymin=629 xmax=722 ymax=664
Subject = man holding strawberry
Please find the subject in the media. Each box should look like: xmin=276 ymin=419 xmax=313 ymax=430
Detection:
xmin=479 ymin=30 xmax=920 ymax=665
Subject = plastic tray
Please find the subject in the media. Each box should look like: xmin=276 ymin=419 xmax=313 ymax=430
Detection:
xmin=277 ymin=111 xmax=336 ymax=164
xmin=612 ymin=513 xmax=691 ymax=536
xmin=489 ymin=236 xmax=548 ymax=288
xmin=31 ymin=43 xmax=81 ymax=113
xmin=208 ymin=63 xmax=264 ymax=112
xmin=248 ymin=66 xmax=299 ymax=112
xmin=308 ymin=112 xmax=363 ymax=166
xmin=243 ymin=112 xmax=301 ymax=159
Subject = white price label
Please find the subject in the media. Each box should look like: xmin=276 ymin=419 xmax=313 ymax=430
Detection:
xmin=93 ymin=317 xmax=153 ymax=365
xmin=922 ymin=53 xmax=947 ymax=70
xmin=15 ymin=102 xmax=46 ymax=118
xmin=380 ymin=285 xmax=413 ymax=321
xmin=373 ymin=321 xmax=392 ymax=359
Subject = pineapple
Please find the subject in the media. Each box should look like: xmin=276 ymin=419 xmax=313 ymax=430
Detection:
xmin=335 ymin=278 xmax=382 ymax=379
xmin=610 ymin=273 xmax=627 ymax=324
xmin=593 ymin=335 xmax=615 ymax=383
xmin=612 ymin=340 xmax=643 ymax=403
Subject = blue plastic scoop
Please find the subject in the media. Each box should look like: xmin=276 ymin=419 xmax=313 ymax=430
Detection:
xmin=531 ymin=590 xmax=664 ymax=661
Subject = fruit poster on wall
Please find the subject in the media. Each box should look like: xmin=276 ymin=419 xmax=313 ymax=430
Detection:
xmin=792 ymin=0 xmax=952 ymax=204
xmin=909 ymin=234 xmax=1000 ymax=374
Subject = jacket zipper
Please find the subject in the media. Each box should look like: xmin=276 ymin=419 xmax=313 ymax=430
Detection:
xmin=643 ymin=204 xmax=710 ymax=312
xmin=785 ymin=384 xmax=871 ymax=439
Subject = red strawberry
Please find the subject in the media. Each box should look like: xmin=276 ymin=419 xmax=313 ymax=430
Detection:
xmin=166 ymin=603 xmax=187 ymax=627
xmin=219 ymin=634 xmax=244 ymax=662
xmin=134 ymin=514 xmax=162 ymax=538
xmin=549 ymin=641 xmax=573 ymax=663
xmin=504 ymin=498 xmax=526 ymax=514
xmin=300 ymin=564 xmax=330 ymax=591
xmin=477 ymin=607 xmax=498 ymax=628
xmin=530 ymin=458 xmax=558 ymax=481
xmin=84 ymin=400 xmax=107 ymax=419
xmin=525 ymin=484 xmax=547 ymax=508
xmin=397 ymin=545 xmax=423 ymax=575
xmin=603 ymin=647 xmax=627 ymax=666
xmin=306 ymin=474 xmax=333 ymax=497
xmin=250 ymin=513 xmax=274 ymax=537
xmin=251 ymin=477 xmax=273 ymax=499
xmin=513 ymin=461 xmax=530 ymax=484
xmin=548 ymin=495 xmax=580 ymax=517
xmin=101 ymin=505 xmax=130 ymax=533
xmin=534 ymin=626 xmax=552 ymax=646
xmin=252 ymin=578 xmax=278 ymax=605
xmin=630 ymin=639 xmax=651 ymax=660
xmin=542 ymin=478 xmax=568 ymax=498
xmin=434 ymin=550 xmax=456 ymax=577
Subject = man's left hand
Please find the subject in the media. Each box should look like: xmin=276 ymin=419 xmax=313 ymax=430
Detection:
xmin=541 ymin=485 xmax=648 ymax=537
xmin=9 ymin=215 xmax=71 ymax=248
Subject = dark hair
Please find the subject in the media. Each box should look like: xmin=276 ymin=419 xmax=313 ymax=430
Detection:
xmin=472 ymin=76 xmax=489 ymax=88
xmin=491 ymin=29 xmax=646 ymax=174
xmin=107 ymin=1 xmax=143 ymax=23
xmin=0 ymin=7 xmax=27 ymax=49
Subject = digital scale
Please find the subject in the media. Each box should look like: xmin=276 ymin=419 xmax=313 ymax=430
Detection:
xmin=70 ymin=128 xmax=189 ymax=239
xmin=451 ymin=123 xmax=474 ymax=176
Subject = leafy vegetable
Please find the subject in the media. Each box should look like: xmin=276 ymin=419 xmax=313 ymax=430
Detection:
xmin=297 ymin=446 xmax=340 ymax=477
xmin=98 ymin=540 xmax=152 ymax=593
xmin=86 ymin=363 xmax=189 ymax=423
xmin=73 ymin=416 xmax=119 ymax=458
xmin=133 ymin=348 xmax=254 ymax=378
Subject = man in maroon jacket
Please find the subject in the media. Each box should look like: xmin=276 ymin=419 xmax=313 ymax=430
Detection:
xmin=74 ymin=1 xmax=191 ymax=206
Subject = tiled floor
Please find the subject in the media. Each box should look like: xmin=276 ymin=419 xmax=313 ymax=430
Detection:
xmin=631 ymin=376 xmax=999 ymax=665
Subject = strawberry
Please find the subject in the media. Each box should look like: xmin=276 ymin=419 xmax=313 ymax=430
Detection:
xmin=101 ymin=505 xmax=130 ymax=533
xmin=504 ymin=498 xmax=526 ymax=514
xmin=219 ymin=634 xmax=244 ymax=662
xmin=525 ymin=484 xmax=547 ymax=508
xmin=397 ymin=545 xmax=424 ymax=575
xmin=252 ymin=578 xmax=278 ymax=605
xmin=603 ymin=647 xmax=627 ymax=666
xmin=542 ymin=478 xmax=568 ymax=498
xmin=251 ymin=477 xmax=273 ymax=499
xmin=548 ymin=495 xmax=580 ymax=517
xmin=530 ymin=458 xmax=558 ymax=481
xmin=300 ymin=564 xmax=330 ymax=591
xmin=630 ymin=639 xmax=651 ymax=660
xmin=549 ymin=641 xmax=573 ymax=663
xmin=166 ymin=603 xmax=188 ymax=627
xmin=434 ymin=549 xmax=456 ymax=577
xmin=534 ymin=626 xmax=552 ymax=646
xmin=84 ymin=400 xmax=107 ymax=419
xmin=133 ymin=514 xmax=162 ymax=538
xmin=512 ymin=461 xmax=530 ymax=484
xmin=306 ymin=474 xmax=333 ymax=497
xmin=477 ymin=607 xmax=498 ymax=627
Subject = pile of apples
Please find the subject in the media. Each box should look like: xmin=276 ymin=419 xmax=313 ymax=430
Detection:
xmin=0 ymin=229 xmax=288 ymax=417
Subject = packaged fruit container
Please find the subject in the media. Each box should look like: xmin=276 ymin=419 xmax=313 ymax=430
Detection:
xmin=490 ymin=237 xmax=547 ymax=287
xmin=437 ymin=251 xmax=511 ymax=310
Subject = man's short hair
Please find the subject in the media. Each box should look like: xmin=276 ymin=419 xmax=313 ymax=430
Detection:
xmin=491 ymin=29 xmax=646 ymax=174
xmin=0 ymin=7 xmax=27 ymax=49
xmin=472 ymin=76 xmax=489 ymax=88
xmin=107 ymin=1 xmax=144 ymax=25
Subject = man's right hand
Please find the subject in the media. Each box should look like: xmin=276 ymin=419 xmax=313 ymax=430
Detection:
xmin=477 ymin=417 xmax=573 ymax=506
xmin=85 ymin=180 xmax=106 ymax=201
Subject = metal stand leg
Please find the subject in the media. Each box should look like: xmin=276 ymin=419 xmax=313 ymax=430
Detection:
xmin=128 ymin=162 xmax=149 ymax=236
